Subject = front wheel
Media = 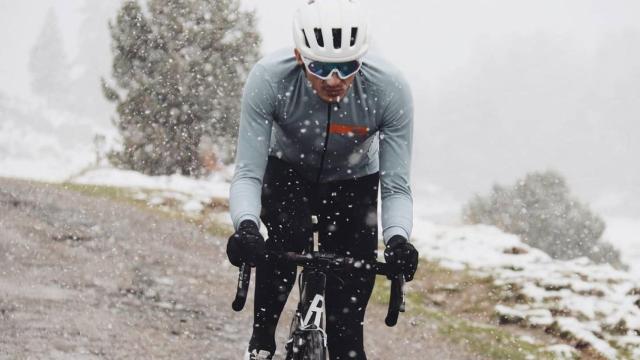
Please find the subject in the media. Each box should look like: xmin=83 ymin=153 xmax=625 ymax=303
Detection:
xmin=285 ymin=328 xmax=327 ymax=360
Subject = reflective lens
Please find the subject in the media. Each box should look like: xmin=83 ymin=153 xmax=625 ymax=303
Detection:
xmin=304 ymin=59 xmax=361 ymax=80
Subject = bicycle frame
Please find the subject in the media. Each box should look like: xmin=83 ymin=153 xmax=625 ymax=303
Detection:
xmin=285 ymin=267 xmax=328 ymax=359
xmin=232 ymin=251 xmax=405 ymax=359
xmin=297 ymin=269 xmax=326 ymax=331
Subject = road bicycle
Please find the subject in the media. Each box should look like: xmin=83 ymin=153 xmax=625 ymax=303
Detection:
xmin=231 ymin=222 xmax=405 ymax=359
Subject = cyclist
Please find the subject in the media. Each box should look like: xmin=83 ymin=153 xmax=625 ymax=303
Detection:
xmin=227 ymin=0 xmax=419 ymax=359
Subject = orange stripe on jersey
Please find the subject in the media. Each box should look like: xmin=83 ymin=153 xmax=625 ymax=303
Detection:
xmin=329 ymin=123 xmax=369 ymax=136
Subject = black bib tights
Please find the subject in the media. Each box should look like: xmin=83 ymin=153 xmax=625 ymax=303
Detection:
xmin=249 ymin=156 xmax=379 ymax=360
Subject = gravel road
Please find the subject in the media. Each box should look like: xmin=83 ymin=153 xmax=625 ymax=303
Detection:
xmin=0 ymin=178 xmax=479 ymax=359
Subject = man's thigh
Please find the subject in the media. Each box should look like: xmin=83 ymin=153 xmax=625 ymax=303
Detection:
xmin=315 ymin=172 xmax=380 ymax=260
xmin=260 ymin=157 xmax=313 ymax=252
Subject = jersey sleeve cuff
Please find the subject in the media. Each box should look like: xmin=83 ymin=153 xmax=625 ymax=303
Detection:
xmin=234 ymin=214 xmax=261 ymax=231
xmin=382 ymin=226 xmax=410 ymax=245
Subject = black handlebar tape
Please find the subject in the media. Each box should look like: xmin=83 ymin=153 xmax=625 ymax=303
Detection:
xmin=232 ymin=263 xmax=251 ymax=312
xmin=385 ymin=274 xmax=405 ymax=327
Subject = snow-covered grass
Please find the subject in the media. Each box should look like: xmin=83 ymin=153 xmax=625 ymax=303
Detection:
xmin=411 ymin=220 xmax=640 ymax=359
xmin=65 ymin=167 xmax=236 ymax=235
xmin=69 ymin=167 xmax=232 ymax=215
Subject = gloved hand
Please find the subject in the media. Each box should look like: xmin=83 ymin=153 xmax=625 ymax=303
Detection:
xmin=384 ymin=235 xmax=419 ymax=281
xmin=226 ymin=220 xmax=265 ymax=267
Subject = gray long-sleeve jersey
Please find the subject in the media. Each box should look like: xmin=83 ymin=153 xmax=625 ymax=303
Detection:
xmin=229 ymin=48 xmax=413 ymax=243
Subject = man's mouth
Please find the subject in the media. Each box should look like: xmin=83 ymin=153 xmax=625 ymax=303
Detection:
xmin=324 ymin=88 xmax=344 ymax=96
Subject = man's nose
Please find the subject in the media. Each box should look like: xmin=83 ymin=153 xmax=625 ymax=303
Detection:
xmin=324 ymin=72 xmax=341 ymax=86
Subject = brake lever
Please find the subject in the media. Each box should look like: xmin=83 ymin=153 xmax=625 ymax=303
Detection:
xmin=232 ymin=263 xmax=251 ymax=312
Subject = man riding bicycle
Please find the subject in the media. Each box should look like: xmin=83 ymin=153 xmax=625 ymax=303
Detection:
xmin=227 ymin=0 xmax=419 ymax=358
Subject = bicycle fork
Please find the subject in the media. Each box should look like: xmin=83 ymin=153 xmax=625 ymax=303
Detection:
xmin=286 ymin=269 xmax=328 ymax=359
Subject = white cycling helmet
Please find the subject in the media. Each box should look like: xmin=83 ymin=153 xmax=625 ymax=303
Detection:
xmin=293 ymin=0 xmax=370 ymax=63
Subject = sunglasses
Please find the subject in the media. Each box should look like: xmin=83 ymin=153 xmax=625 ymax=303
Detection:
xmin=301 ymin=56 xmax=362 ymax=80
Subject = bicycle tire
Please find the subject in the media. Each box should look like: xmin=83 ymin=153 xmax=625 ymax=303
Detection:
xmin=284 ymin=314 xmax=300 ymax=360
xmin=286 ymin=328 xmax=327 ymax=360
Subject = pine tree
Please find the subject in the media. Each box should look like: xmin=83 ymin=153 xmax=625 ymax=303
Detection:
xmin=104 ymin=0 xmax=261 ymax=175
xmin=29 ymin=8 xmax=71 ymax=107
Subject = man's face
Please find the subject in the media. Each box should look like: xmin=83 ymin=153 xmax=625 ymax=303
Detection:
xmin=294 ymin=49 xmax=356 ymax=103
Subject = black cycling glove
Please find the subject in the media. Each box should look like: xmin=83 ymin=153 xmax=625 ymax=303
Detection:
xmin=384 ymin=235 xmax=419 ymax=281
xmin=226 ymin=220 xmax=265 ymax=267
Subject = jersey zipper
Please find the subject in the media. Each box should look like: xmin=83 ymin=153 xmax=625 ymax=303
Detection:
xmin=316 ymin=103 xmax=333 ymax=183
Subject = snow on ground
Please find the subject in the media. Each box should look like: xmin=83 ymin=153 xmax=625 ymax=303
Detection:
xmin=70 ymin=167 xmax=233 ymax=220
xmin=411 ymin=220 xmax=640 ymax=359
xmin=70 ymin=167 xmax=232 ymax=203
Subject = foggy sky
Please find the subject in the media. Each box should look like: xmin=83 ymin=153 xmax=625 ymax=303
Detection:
xmin=1 ymin=0 xmax=639 ymax=216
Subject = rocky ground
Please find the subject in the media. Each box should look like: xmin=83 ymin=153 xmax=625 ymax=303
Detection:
xmin=0 ymin=178 xmax=481 ymax=359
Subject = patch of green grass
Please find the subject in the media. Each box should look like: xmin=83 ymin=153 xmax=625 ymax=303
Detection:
xmin=434 ymin=312 xmax=553 ymax=360
xmin=203 ymin=219 xmax=234 ymax=238
xmin=62 ymin=183 xmax=191 ymax=217
xmin=61 ymin=182 xmax=143 ymax=205
xmin=372 ymin=270 xmax=555 ymax=360
xmin=61 ymin=182 xmax=233 ymax=238
xmin=615 ymin=348 xmax=634 ymax=360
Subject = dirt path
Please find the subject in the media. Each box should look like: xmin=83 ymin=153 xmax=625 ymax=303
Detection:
xmin=0 ymin=178 xmax=479 ymax=359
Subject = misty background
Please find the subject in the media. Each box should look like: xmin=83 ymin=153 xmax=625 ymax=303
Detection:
xmin=1 ymin=0 xmax=639 ymax=218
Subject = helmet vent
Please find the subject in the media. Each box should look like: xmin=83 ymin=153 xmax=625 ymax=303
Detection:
xmin=302 ymin=29 xmax=311 ymax=48
xmin=332 ymin=28 xmax=342 ymax=49
xmin=350 ymin=27 xmax=358 ymax=47
xmin=314 ymin=28 xmax=325 ymax=47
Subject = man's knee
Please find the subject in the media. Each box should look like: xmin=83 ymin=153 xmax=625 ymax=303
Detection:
xmin=325 ymin=320 xmax=366 ymax=360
